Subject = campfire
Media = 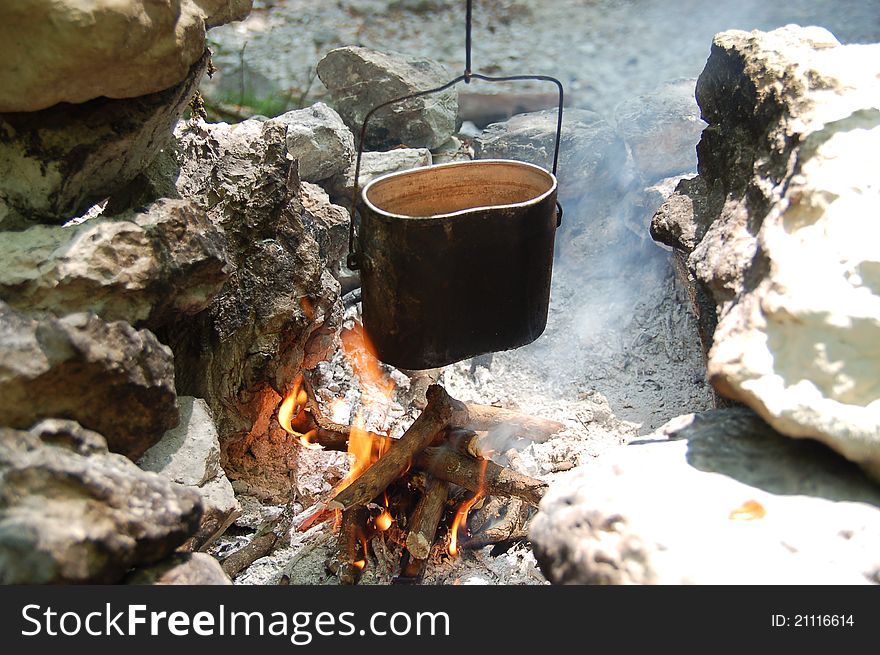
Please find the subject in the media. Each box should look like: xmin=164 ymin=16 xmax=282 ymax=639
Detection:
xmin=274 ymin=320 xmax=562 ymax=584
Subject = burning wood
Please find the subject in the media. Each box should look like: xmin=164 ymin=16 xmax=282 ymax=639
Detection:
xmin=326 ymin=506 xmax=370 ymax=585
xmin=328 ymin=384 xmax=455 ymax=511
xmin=405 ymin=476 xmax=449 ymax=560
xmin=281 ymin=319 xmax=559 ymax=584
xmin=414 ymin=447 xmax=547 ymax=507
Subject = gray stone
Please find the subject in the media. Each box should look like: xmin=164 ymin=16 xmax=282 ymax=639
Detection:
xmin=299 ymin=182 xmax=350 ymax=277
xmin=0 ymin=53 xmax=208 ymax=230
xmin=622 ymin=173 xmax=696 ymax=241
xmin=139 ymin=397 xmax=222 ymax=487
xmin=0 ymin=302 xmax=178 ymax=460
xmin=139 ymin=397 xmax=241 ymax=550
xmin=316 ymin=46 xmax=458 ymax=150
xmin=278 ymin=102 xmax=355 ymax=183
xmin=614 ymin=79 xmax=705 ymax=182
xmin=0 ymin=199 xmax=228 ymax=328
xmin=474 ymin=108 xmax=627 ymax=212
xmin=325 ymin=148 xmax=433 ymax=200
xmin=531 ymin=409 xmax=880 ymax=584
xmin=431 ymin=136 xmax=474 ymax=164
xmin=651 ymin=26 xmax=880 ymax=478
xmin=0 ymin=420 xmax=202 ymax=584
xmin=125 ymin=552 xmax=231 ymax=585
xmin=0 ymin=1 xmax=251 ymax=112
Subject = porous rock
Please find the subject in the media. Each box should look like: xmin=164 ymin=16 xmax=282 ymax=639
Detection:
xmin=278 ymin=102 xmax=355 ymax=183
xmin=650 ymin=26 xmax=880 ymax=477
xmin=139 ymin=397 xmax=241 ymax=550
xmin=0 ymin=199 xmax=228 ymax=328
xmin=0 ymin=420 xmax=202 ymax=584
xmin=0 ymin=302 xmax=178 ymax=460
xmin=0 ymin=52 xmax=208 ymax=230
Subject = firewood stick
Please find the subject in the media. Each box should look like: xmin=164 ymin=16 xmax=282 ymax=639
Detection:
xmin=459 ymin=496 xmax=532 ymax=550
xmin=221 ymin=513 xmax=291 ymax=579
xmin=328 ymin=385 xmax=454 ymax=510
xmin=446 ymin=429 xmax=482 ymax=458
xmin=405 ymin=476 xmax=449 ymax=560
xmin=331 ymin=506 xmax=369 ymax=585
xmin=447 ymin=398 xmax=565 ymax=442
xmin=414 ymin=447 xmax=548 ymax=507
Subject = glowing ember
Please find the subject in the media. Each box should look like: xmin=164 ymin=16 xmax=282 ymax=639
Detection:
xmin=330 ymin=398 xmax=350 ymax=424
xmin=375 ymin=509 xmax=393 ymax=532
xmin=353 ymin=559 xmax=366 ymax=571
xmin=729 ymin=499 xmax=766 ymax=520
xmin=448 ymin=458 xmax=489 ymax=557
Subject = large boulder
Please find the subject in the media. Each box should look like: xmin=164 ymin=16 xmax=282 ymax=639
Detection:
xmin=0 ymin=1 xmax=252 ymax=112
xmin=0 ymin=302 xmax=178 ymax=460
xmin=156 ymin=118 xmax=344 ymax=497
xmin=0 ymin=420 xmax=202 ymax=584
xmin=531 ymin=409 xmax=880 ymax=584
xmin=650 ymin=26 xmax=880 ymax=477
xmin=0 ymin=53 xmax=208 ymax=231
xmin=138 ymin=397 xmax=241 ymax=550
xmin=0 ymin=199 xmax=228 ymax=328
xmin=316 ymin=46 xmax=458 ymax=150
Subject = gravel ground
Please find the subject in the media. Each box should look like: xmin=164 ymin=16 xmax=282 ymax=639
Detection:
xmin=205 ymin=0 xmax=880 ymax=118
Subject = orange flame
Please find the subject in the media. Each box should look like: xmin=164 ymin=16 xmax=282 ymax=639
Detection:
xmin=277 ymin=373 xmax=322 ymax=449
xmin=352 ymin=533 xmax=369 ymax=571
xmin=448 ymin=458 xmax=489 ymax=557
xmin=341 ymin=322 xmax=394 ymax=402
xmin=335 ymin=320 xmax=396 ymax=490
xmin=375 ymin=490 xmax=393 ymax=531
xmin=375 ymin=509 xmax=393 ymax=532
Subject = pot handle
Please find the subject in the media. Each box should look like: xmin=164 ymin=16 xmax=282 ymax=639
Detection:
xmin=346 ymin=0 xmax=564 ymax=271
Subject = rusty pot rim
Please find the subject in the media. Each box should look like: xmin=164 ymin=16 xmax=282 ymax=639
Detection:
xmin=360 ymin=158 xmax=558 ymax=221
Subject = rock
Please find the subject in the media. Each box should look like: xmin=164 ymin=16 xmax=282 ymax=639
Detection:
xmin=531 ymin=409 xmax=880 ymax=585
xmin=125 ymin=553 xmax=231 ymax=585
xmin=160 ymin=118 xmax=343 ymax=498
xmin=622 ymin=174 xmax=696 ymax=241
xmin=316 ymin=46 xmax=458 ymax=150
xmin=614 ymin=79 xmax=705 ymax=182
xmin=431 ymin=136 xmax=474 ymax=164
xmin=0 ymin=420 xmax=202 ymax=584
xmin=0 ymin=302 xmax=178 ymax=460
xmin=138 ymin=398 xmax=223 ymax=487
xmin=651 ymin=26 xmax=880 ymax=478
xmin=474 ymin=108 xmax=627 ymax=212
xmin=299 ymin=182 xmax=350 ymax=277
xmin=0 ymin=199 xmax=228 ymax=328
xmin=0 ymin=1 xmax=251 ymax=112
xmin=0 ymin=52 xmax=209 ymax=230
xmin=325 ymin=148 xmax=433 ymax=201
xmin=278 ymin=102 xmax=355 ymax=183
xmin=138 ymin=397 xmax=241 ymax=550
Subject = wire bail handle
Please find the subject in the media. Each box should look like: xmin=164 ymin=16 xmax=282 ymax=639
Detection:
xmin=347 ymin=0 xmax=564 ymax=271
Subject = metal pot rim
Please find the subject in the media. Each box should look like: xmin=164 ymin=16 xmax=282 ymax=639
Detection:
xmin=360 ymin=158 xmax=558 ymax=221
